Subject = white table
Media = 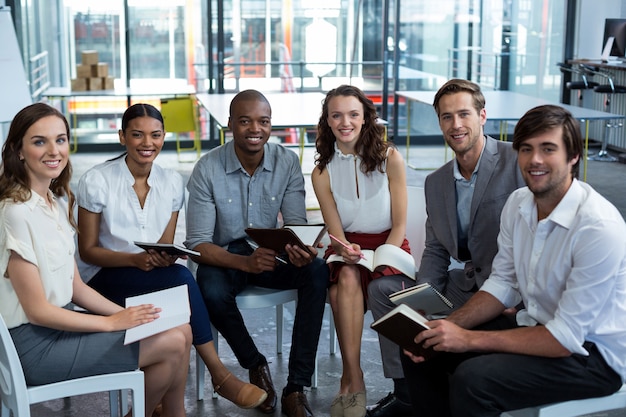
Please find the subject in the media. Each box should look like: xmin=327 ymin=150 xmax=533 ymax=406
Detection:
xmin=396 ymin=90 xmax=626 ymax=179
xmin=197 ymin=92 xmax=325 ymax=164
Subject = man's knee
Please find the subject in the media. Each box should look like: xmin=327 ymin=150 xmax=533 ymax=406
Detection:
xmin=368 ymin=276 xmax=404 ymax=309
xmin=306 ymin=258 xmax=330 ymax=293
xmin=449 ymin=355 xmax=500 ymax=412
xmin=195 ymin=265 xmax=230 ymax=306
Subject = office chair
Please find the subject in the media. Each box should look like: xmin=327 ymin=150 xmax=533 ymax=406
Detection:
xmin=584 ymin=65 xmax=626 ymax=161
xmin=557 ymin=62 xmax=599 ymax=107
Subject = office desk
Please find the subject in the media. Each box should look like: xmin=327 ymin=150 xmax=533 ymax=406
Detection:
xmin=396 ymin=90 xmax=624 ymax=180
xmin=197 ymin=92 xmax=325 ymax=164
xmin=44 ymin=84 xmax=196 ymax=152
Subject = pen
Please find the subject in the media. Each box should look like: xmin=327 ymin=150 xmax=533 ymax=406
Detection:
xmin=328 ymin=233 xmax=367 ymax=260
xmin=246 ymin=239 xmax=288 ymax=265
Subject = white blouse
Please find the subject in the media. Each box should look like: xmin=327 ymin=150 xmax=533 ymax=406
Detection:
xmin=76 ymin=156 xmax=184 ymax=280
xmin=327 ymin=145 xmax=392 ymax=234
xmin=0 ymin=192 xmax=75 ymax=328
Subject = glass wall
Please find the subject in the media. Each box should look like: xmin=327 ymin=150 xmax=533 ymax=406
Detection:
xmin=67 ymin=0 xmax=192 ymax=85
xmin=201 ymin=0 xmax=367 ymax=92
xmin=9 ymin=0 xmax=567 ymax=147
xmin=392 ymin=0 xmax=564 ymax=98
xmin=390 ymin=0 xmax=565 ymax=138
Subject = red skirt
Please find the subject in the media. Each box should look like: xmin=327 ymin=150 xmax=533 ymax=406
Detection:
xmin=324 ymin=230 xmax=411 ymax=302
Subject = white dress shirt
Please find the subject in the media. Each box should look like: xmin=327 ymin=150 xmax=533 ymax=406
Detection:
xmin=76 ymin=156 xmax=184 ymax=280
xmin=481 ymin=179 xmax=626 ymax=381
xmin=0 ymin=192 xmax=75 ymax=328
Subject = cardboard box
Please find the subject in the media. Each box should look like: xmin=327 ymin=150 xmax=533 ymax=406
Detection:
xmin=92 ymin=63 xmax=108 ymax=77
xmin=81 ymin=50 xmax=99 ymax=65
xmin=88 ymin=77 xmax=103 ymax=90
xmin=76 ymin=64 xmax=91 ymax=78
xmin=71 ymin=78 xmax=88 ymax=91
xmin=103 ymin=77 xmax=115 ymax=90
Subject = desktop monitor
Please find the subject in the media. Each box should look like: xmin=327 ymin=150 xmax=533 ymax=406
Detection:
xmin=603 ymin=18 xmax=626 ymax=59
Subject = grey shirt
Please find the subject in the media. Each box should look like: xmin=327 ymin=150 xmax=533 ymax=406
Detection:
xmin=185 ymin=140 xmax=307 ymax=250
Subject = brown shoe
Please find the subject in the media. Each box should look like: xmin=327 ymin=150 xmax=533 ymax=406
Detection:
xmin=281 ymin=390 xmax=314 ymax=417
xmin=249 ymin=363 xmax=277 ymax=413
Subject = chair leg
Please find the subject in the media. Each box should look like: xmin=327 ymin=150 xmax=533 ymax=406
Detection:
xmin=589 ymin=94 xmax=619 ymax=162
xmin=311 ymin=353 xmax=318 ymax=389
xmin=276 ymin=304 xmax=284 ymax=355
xmin=589 ymin=118 xmax=619 ymax=162
xmin=109 ymin=390 xmax=121 ymax=417
xmin=130 ymin=385 xmax=144 ymax=417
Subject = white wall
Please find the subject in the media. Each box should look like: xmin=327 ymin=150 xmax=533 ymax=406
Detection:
xmin=575 ymin=0 xmax=626 ymax=58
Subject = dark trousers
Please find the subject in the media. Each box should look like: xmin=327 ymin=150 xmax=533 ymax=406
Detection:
xmin=400 ymin=315 xmax=623 ymax=417
xmin=88 ymin=263 xmax=213 ymax=346
xmin=196 ymin=239 xmax=329 ymax=387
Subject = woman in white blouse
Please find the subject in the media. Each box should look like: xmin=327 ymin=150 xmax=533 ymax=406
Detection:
xmin=0 ymin=102 xmax=192 ymax=417
xmin=312 ymin=85 xmax=410 ymax=417
xmin=76 ymin=103 xmax=266 ymax=409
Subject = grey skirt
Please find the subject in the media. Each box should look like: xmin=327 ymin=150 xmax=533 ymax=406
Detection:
xmin=9 ymin=320 xmax=140 ymax=386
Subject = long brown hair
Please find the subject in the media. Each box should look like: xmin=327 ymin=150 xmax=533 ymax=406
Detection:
xmin=0 ymin=103 xmax=76 ymax=227
xmin=315 ymin=85 xmax=388 ymax=174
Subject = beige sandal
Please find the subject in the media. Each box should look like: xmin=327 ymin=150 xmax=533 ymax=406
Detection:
xmin=213 ymin=372 xmax=268 ymax=409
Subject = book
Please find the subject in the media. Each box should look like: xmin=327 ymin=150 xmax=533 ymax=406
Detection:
xmin=326 ymin=243 xmax=416 ymax=279
xmin=389 ymin=282 xmax=454 ymax=316
xmin=134 ymin=241 xmax=200 ymax=257
xmin=124 ymin=284 xmax=191 ymax=345
xmin=245 ymin=224 xmax=328 ymax=255
xmin=370 ymin=303 xmax=437 ymax=359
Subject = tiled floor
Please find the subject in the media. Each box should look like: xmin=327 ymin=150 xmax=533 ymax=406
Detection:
xmin=27 ymin=142 xmax=626 ymax=417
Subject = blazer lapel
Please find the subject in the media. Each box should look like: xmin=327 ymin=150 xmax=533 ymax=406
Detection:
xmin=441 ymin=163 xmax=459 ymax=253
xmin=470 ymin=136 xmax=499 ymax=226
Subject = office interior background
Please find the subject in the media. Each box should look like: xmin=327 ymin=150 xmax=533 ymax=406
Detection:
xmin=2 ymin=0 xmax=626 ymax=150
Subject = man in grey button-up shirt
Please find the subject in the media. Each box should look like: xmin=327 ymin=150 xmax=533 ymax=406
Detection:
xmin=186 ymin=89 xmax=329 ymax=417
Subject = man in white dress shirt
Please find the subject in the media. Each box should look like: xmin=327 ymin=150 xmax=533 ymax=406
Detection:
xmin=400 ymin=104 xmax=626 ymax=417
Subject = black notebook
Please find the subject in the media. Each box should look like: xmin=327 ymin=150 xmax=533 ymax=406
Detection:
xmin=134 ymin=242 xmax=200 ymax=257
xmin=245 ymin=224 xmax=327 ymax=255
xmin=370 ymin=303 xmax=437 ymax=359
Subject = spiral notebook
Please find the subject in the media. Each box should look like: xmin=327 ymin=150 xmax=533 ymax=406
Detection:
xmin=389 ymin=282 xmax=453 ymax=316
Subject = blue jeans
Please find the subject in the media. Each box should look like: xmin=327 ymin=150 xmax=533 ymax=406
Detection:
xmin=400 ymin=315 xmax=623 ymax=417
xmin=196 ymin=239 xmax=329 ymax=387
xmin=88 ymin=263 xmax=213 ymax=346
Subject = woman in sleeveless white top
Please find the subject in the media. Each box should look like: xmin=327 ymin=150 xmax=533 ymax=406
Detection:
xmin=312 ymin=85 xmax=410 ymax=417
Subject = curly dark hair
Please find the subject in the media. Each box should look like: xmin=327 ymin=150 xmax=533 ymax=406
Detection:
xmin=0 ymin=103 xmax=75 ymax=228
xmin=314 ymin=85 xmax=388 ymax=174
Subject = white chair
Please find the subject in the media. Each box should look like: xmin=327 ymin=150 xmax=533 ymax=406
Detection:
xmin=187 ymin=260 xmax=300 ymax=400
xmin=500 ymin=384 xmax=626 ymax=417
xmin=0 ymin=314 xmax=144 ymax=417
xmin=406 ymin=186 xmax=427 ymax=273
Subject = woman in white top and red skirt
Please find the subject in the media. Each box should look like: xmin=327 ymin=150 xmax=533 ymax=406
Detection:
xmin=311 ymin=85 xmax=411 ymax=417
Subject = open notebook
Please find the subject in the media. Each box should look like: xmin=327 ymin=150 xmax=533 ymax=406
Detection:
xmin=124 ymin=284 xmax=190 ymax=345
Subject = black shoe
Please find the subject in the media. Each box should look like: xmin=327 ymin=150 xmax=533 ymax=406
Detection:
xmin=366 ymin=392 xmax=414 ymax=417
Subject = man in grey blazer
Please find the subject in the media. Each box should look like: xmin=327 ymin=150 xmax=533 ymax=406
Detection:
xmin=366 ymin=79 xmax=525 ymax=417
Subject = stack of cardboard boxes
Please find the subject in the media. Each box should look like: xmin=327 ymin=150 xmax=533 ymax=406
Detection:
xmin=71 ymin=50 xmax=115 ymax=91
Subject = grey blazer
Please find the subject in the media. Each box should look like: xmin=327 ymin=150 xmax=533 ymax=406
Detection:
xmin=417 ymin=136 xmax=526 ymax=299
